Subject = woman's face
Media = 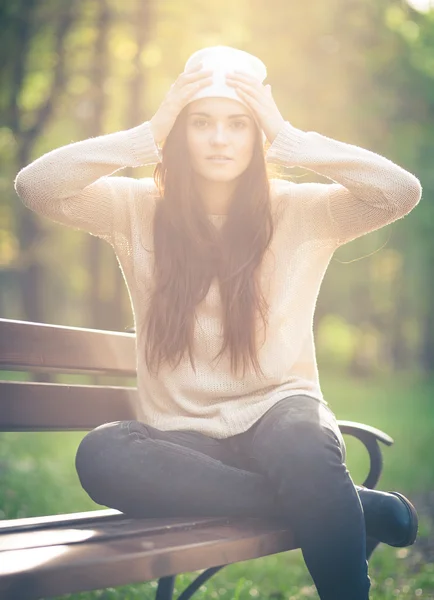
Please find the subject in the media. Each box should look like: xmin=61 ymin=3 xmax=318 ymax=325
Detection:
xmin=186 ymin=97 xmax=257 ymax=183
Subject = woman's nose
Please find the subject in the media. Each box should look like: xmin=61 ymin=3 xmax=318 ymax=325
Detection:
xmin=210 ymin=125 xmax=229 ymax=145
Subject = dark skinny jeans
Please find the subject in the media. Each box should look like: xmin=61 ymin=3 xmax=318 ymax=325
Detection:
xmin=75 ymin=394 xmax=371 ymax=600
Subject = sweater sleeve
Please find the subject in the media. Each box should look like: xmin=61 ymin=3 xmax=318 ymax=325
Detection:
xmin=14 ymin=121 xmax=161 ymax=244
xmin=265 ymin=122 xmax=422 ymax=247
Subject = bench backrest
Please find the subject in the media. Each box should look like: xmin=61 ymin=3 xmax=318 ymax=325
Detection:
xmin=0 ymin=318 xmax=138 ymax=431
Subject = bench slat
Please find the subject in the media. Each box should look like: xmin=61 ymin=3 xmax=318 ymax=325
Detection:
xmin=0 ymin=517 xmax=297 ymax=600
xmin=0 ymin=511 xmax=256 ymax=539
xmin=0 ymin=515 xmax=253 ymax=552
xmin=0 ymin=318 xmax=136 ymax=375
xmin=0 ymin=509 xmax=123 ymax=533
xmin=0 ymin=381 xmax=138 ymax=430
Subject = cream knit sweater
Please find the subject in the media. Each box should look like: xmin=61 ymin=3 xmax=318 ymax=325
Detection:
xmin=14 ymin=120 xmax=422 ymax=438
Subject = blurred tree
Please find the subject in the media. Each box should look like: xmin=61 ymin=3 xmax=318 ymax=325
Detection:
xmin=247 ymin=0 xmax=433 ymax=375
xmin=86 ymin=0 xmax=111 ymax=331
xmin=1 ymin=0 xmax=78 ymax=325
xmin=1 ymin=0 xmax=433 ymax=377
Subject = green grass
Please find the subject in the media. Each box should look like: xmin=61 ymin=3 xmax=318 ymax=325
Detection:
xmin=1 ymin=370 xmax=433 ymax=599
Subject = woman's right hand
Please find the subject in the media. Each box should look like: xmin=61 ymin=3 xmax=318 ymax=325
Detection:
xmin=150 ymin=63 xmax=213 ymax=146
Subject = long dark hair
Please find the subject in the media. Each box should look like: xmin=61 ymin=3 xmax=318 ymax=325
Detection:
xmin=141 ymin=104 xmax=277 ymax=379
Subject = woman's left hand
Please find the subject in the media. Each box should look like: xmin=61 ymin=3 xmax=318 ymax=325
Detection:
xmin=225 ymin=71 xmax=286 ymax=144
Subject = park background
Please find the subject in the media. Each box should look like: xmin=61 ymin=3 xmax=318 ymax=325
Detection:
xmin=0 ymin=0 xmax=433 ymax=598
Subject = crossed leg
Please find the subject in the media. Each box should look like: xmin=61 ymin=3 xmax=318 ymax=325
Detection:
xmin=75 ymin=396 xmax=371 ymax=599
xmin=232 ymin=396 xmax=371 ymax=600
xmin=75 ymin=418 xmax=281 ymax=518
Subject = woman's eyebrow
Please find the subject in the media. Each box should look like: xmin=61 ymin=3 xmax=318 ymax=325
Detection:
xmin=188 ymin=112 xmax=252 ymax=119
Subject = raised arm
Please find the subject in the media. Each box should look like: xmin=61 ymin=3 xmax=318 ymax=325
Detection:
xmin=265 ymin=122 xmax=422 ymax=247
xmin=14 ymin=121 xmax=161 ymax=244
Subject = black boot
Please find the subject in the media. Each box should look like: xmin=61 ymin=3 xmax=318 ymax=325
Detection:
xmin=357 ymin=486 xmax=418 ymax=547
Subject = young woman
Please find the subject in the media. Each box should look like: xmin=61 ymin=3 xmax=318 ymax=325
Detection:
xmin=15 ymin=45 xmax=421 ymax=600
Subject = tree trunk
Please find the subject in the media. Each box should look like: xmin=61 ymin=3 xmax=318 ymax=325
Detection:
xmin=11 ymin=0 xmax=77 ymax=380
xmin=85 ymin=0 xmax=110 ymax=330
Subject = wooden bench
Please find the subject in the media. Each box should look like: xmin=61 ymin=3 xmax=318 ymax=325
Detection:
xmin=0 ymin=318 xmax=394 ymax=600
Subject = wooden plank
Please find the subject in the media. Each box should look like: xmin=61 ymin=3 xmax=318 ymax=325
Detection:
xmin=0 ymin=319 xmax=136 ymax=375
xmin=0 ymin=515 xmax=245 ymax=552
xmin=0 ymin=518 xmax=297 ymax=600
xmin=0 ymin=382 xmax=138 ymax=430
xmin=0 ymin=509 xmax=123 ymax=533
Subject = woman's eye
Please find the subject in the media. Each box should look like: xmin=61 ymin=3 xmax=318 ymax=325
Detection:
xmin=191 ymin=119 xmax=247 ymax=129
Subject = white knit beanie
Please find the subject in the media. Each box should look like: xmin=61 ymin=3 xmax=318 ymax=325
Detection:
xmin=184 ymin=46 xmax=268 ymax=142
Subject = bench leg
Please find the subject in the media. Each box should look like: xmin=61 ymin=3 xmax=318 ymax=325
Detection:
xmin=177 ymin=566 xmax=226 ymax=600
xmin=156 ymin=566 xmax=226 ymax=600
xmin=156 ymin=576 xmax=175 ymax=600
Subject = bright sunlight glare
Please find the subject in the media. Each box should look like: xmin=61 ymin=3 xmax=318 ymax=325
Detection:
xmin=406 ymin=0 xmax=434 ymax=12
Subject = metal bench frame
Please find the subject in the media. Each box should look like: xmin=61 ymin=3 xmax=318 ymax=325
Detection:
xmin=0 ymin=318 xmax=394 ymax=600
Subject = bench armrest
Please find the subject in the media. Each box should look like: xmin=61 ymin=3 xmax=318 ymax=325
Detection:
xmin=337 ymin=420 xmax=394 ymax=490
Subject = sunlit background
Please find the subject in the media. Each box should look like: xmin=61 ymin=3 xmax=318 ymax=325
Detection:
xmin=407 ymin=0 xmax=434 ymax=12
xmin=0 ymin=0 xmax=433 ymax=598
